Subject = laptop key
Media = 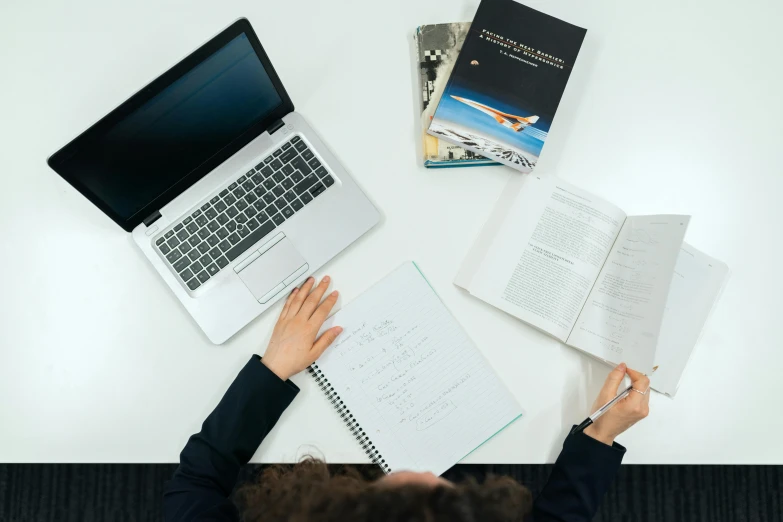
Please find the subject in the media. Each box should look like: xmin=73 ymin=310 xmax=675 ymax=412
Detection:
xmin=274 ymin=198 xmax=287 ymax=210
xmin=156 ymin=237 xmax=165 ymax=246
xmin=282 ymin=164 xmax=294 ymax=176
xmin=210 ymin=196 xmax=220 ymax=205
xmin=282 ymin=142 xmax=291 ymax=151
xmin=272 ymin=186 xmax=284 ymax=197
xmin=180 ymin=268 xmax=194 ymax=281
xmin=209 ymin=247 xmax=221 ymax=260
xmin=219 ymin=240 xmax=231 ymax=252
xmin=186 ymin=222 xmax=199 ymax=234
xmin=216 ymin=213 xmax=228 ymax=225
xmin=291 ymin=198 xmax=303 ymax=212
xmin=310 ymin=183 xmax=326 ymax=198
xmin=284 ymin=191 xmax=296 ymax=203
xmin=239 ymin=174 xmax=248 ymax=183
xmin=201 ymin=203 xmax=210 ymax=211
xmin=238 ymin=225 xmax=249 ymax=238
xmin=291 ymin=136 xmax=301 ymax=143
xmin=256 ymin=210 xmax=269 ymax=222
xmin=207 ymin=221 xmax=219 ymax=232
xmin=261 ymin=166 xmax=273 ymax=178
xmin=294 ymin=173 xmax=318 ymax=195
xmin=200 ymin=253 xmax=213 ymax=266
xmin=165 ymin=230 xmax=175 ymax=239
xmin=245 ymin=206 xmax=257 ymax=218
xmin=300 ymin=191 xmax=313 ymax=205
xmin=234 ymin=187 xmax=246 ymax=198
xmin=273 ymin=149 xmax=282 ymax=157
xmin=281 ymin=206 xmax=294 ymax=219
xmin=247 ymin=218 xmax=259 ymax=230
xmin=226 ymin=206 xmax=238 ymax=218
xmin=302 ymin=150 xmax=314 ymax=161
xmin=291 ymin=170 xmax=303 ymax=183
xmin=197 ymin=242 xmax=209 ymax=254
xmin=271 ymin=159 xmax=283 ymax=170
xmin=228 ymin=182 xmax=237 ymax=190
xmin=197 ymin=270 xmax=210 ymax=283
xmin=272 ymin=213 xmax=285 ymax=226
xmin=174 ymin=223 xmax=184 ymax=232
xmin=174 ymin=257 xmax=190 ymax=273
xmin=292 ymin=156 xmax=310 ymax=174
xmin=294 ymin=141 xmax=307 ymax=152
xmin=279 ymin=148 xmax=297 ymax=163
xmin=216 ymin=227 xmax=228 ymax=239
xmin=207 ymin=235 xmax=219 ymax=247
xmin=264 ymin=155 xmax=273 ymax=164
xmin=180 ymin=242 xmax=192 ymax=254
xmin=228 ymin=233 xmax=241 ymax=245
xmin=159 ymin=243 xmax=171 ymax=255
xmin=191 ymin=260 xmax=203 ymax=274
xmin=183 ymin=216 xmax=193 ymax=225
xmin=242 ymin=181 xmax=254 ymax=192
xmin=253 ymin=200 xmax=265 ymax=212
xmin=253 ymin=186 xmax=265 ymax=198
xmin=315 ymin=166 xmax=329 ymax=178
xmin=236 ymin=213 xmax=248 ymax=224
xmin=272 ymin=172 xmax=284 ymax=183
xmin=207 ymin=264 xmax=219 ymax=276
xmin=188 ymin=249 xmax=201 ymax=262
xmin=236 ymin=199 xmax=248 ymax=211
xmin=196 ymin=215 xmax=208 ymax=227
xmin=251 ymin=173 xmax=263 ymax=184
xmin=205 ymin=208 xmax=217 ymax=220
xmin=214 ymin=201 xmax=227 ymax=213
xmin=166 ymin=249 xmax=182 ymax=263
xmin=192 ymin=209 xmax=202 ymax=218
xmin=226 ymin=221 xmax=237 ymax=232
xmin=167 ymin=236 xmax=180 ymax=249
xmin=225 ymin=220 xmax=276 ymax=262
xmin=219 ymin=189 xmax=228 ymax=197
xmin=323 ymin=175 xmax=334 ymax=187
xmin=263 ymin=192 xmax=275 ymax=204
xmin=198 ymin=228 xmax=210 ymax=239
xmin=187 ymin=278 xmax=201 ymax=290
xmin=308 ymin=158 xmax=321 ymax=169
xmin=282 ymin=178 xmax=294 ymax=190
xmin=224 ymin=194 xmax=237 ymax=206
xmin=188 ymin=235 xmax=200 ymax=247
xmin=216 ymin=256 xmax=228 ymax=269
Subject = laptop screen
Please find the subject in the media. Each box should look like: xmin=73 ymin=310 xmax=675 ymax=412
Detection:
xmin=52 ymin=30 xmax=284 ymax=227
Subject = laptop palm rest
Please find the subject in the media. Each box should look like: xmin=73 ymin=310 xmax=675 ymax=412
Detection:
xmin=236 ymin=235 xmax=307 ymax=303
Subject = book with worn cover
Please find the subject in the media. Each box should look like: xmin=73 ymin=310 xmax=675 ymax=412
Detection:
xmin=428 ymin=0 xmax=587 ymax=172
xmin=455 ymin=174 xmax=729 ymax=397
xmin=414 ymin=23 xmax=499 ymax=168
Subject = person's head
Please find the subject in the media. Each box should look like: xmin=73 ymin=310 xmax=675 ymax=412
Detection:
xmin=236 ymin=458 xmax=532 ymax=522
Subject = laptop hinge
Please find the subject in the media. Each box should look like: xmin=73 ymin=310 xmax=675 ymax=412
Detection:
xmin=143 ymin=210 xmax=162 ymax=227
xmin=268 ymin=119 xmax=285 ymax=134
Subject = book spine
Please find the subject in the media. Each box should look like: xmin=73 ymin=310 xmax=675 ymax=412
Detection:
xmin=307 ymin=364 xmax=392 ymax=474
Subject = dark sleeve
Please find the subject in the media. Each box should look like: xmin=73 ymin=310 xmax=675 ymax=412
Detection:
xmin=163 ymin=355 xmax=299 ymax=522
xmin=532 ymin=427 xmax=625 ymax=522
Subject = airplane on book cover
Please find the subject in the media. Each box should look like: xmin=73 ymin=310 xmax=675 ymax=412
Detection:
xmin=450 ymin=95 xmax=539 ymax=132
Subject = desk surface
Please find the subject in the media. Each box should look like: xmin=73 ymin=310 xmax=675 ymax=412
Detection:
xmin=2 ymin=0 xmax=782 ymax=464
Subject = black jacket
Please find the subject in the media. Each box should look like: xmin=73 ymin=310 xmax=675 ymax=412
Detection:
xmin=164 ymin=356 xmax=625 ymax=521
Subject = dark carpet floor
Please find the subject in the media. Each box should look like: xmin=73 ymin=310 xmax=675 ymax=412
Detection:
xmin=1 ymin=464 xmax=781 ymax=521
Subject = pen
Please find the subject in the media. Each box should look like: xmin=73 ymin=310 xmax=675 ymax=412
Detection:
xmin=572 ymin=384 xmax=634 ymax=434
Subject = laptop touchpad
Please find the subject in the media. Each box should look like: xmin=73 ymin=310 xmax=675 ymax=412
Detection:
xmin=237 ymin=237 xmax=306 ymax=302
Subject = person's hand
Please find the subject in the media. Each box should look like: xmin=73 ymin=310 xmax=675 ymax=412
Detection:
xmin=583 ymin=363 xmax=650 ymax=446
xmin=261 ymin=276 xmax=342 ymax=381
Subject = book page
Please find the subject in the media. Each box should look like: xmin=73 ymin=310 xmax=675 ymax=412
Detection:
xmin=314 ymin=262 xmax=522 ymax=476
xmin=468 ymin=175 xmax=626 ymax=341
xmin=652 ymin=243 xmax=729 ymax=396
xmin=567 ymin=215 xmax=690 ymax=372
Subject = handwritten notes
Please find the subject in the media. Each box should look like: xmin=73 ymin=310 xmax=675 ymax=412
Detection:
xmin=313 ymin=263 xmax=522 ymax=476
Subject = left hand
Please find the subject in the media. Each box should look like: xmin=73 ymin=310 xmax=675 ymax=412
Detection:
xmin=261 ymin=276 xmax=342 ymax=381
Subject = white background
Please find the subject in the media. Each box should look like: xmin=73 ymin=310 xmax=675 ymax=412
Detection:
xmin=1 ymin=0 xmax=781 ymax=464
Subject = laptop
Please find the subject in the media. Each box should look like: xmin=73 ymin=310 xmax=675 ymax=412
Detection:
xmin=47 ymin=19 xmax=380 ymax=344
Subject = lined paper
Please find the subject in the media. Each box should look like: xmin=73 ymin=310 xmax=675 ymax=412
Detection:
xmin=315 ymin=262 xmax=523 ymax=476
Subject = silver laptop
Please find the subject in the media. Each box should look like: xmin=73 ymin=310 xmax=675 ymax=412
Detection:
xmin=47 ymin=19 xmax=379 ymax=344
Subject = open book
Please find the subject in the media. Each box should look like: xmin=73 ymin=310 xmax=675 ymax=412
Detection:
xmin=456 ymin=175 xmax=728 ymax=396
xmin=312 ymin=262 xmax=522 ymax=475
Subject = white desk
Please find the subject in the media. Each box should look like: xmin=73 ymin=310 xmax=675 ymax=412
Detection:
xmin=1 ymin=0 xmax=781 ymax=464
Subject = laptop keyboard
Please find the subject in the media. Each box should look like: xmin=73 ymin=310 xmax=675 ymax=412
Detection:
xmin=154 ymin=135 xmax=334 ymax=291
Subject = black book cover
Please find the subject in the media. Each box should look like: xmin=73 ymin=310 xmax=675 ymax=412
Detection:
xmin=427 ymin=0 xmax=586 ymax=172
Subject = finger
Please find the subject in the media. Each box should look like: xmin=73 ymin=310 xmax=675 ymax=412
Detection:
xmin=598 ymin=363 xmax=627 ymax=401
xmin=299 ymin=276 xmax=331 ymax=318
xmin=310 ymin=290 xmax=339 ymax=327
xmin=623 ymin=367 xmax=651 ymax=411
xmin=286 ymin=277 xmax=315 ymax=318
xmin=311 ymin=326 xmax=343 ymax=358
xmin=279 ymin=287 xmax=298 ymax=319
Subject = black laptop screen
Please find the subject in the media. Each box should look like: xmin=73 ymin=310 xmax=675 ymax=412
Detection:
xmin=56 ymin=32 xmax=283 ymax=223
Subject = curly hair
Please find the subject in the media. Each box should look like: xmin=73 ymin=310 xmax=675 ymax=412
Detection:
xmin=235 ymin=458 xmax=533 ymax=522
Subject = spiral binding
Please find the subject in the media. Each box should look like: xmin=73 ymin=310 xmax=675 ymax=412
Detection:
xmin=307 ymin=364 xmax=392 ymax=474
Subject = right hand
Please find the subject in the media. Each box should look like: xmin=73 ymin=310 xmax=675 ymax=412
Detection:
xmin=583 ymin=363 xmax=650 ymax=445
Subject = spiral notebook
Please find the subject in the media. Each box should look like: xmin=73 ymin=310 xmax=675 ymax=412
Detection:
xmin=308 ymin=262 xmax=522 ymax=476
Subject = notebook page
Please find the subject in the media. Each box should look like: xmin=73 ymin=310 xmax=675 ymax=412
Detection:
xmin=314 ymin=262 xmax=522 ymax=476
